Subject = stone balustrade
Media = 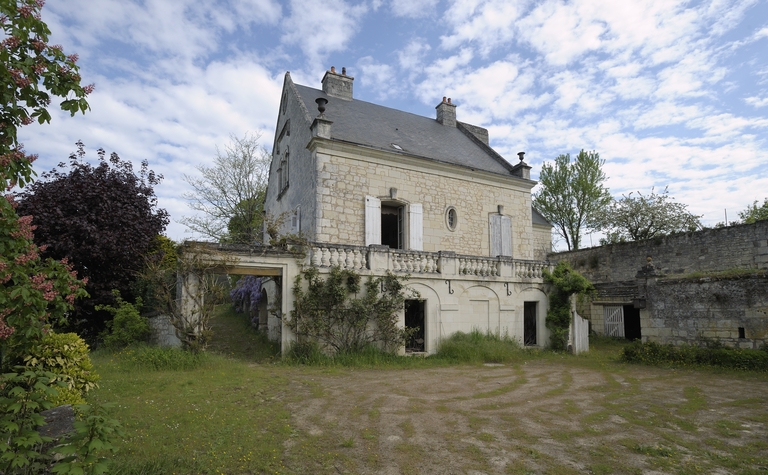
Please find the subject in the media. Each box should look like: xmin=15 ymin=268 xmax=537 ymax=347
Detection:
xmin=513 ymin=260 xmax=548 ymax=279
xmin=310 ymin=244 xmax=368 ymax=271
xmin=457 ymin=256 xmax=501 ymax=277
xmin=390 ymin=250 xmax=440 ymax=274
xmin=307 ymin=243 xmax=549 ymax=281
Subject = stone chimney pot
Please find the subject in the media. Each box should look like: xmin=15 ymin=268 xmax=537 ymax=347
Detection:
xmin=322 ymin=67 xmax=354 ymax=101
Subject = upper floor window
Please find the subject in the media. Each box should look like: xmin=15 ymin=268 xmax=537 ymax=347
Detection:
xmin=279 ymin=147 xmax=289 ymax=194
xmin=365 ymin=196 xmax=422 ymax=251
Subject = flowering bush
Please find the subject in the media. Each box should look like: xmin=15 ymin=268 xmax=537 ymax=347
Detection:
xmin=0 ymin=1 xmax=121 ymax=472
xmin=230 ymin=275 xmax=262 ymax=325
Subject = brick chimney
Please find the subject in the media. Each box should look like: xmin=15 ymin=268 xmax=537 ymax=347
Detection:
xmin=321 ymin=66 xmax=354 ymax=101
xmin=435 ymin=97 xmax=456 ymax=127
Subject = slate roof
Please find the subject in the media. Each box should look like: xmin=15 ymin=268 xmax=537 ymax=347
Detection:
xmin=294 ymin=83 xmax=516 ymax=177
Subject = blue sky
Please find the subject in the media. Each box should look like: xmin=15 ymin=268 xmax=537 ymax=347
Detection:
xmin=18 ymin=0 xmax=768 ymax=247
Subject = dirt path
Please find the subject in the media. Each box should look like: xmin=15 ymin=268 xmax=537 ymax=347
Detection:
xmin=280 ymin=360 xmax=768 ymax=474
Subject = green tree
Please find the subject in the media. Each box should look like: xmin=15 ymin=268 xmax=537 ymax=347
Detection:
xmin=596 ymin=187 xmax=702 ymax=244
xmin=181 ymin=133 xmax=270 ymax=243
xmin=1 ymin=1 xmax=120 ymax=471
xmin=738 ymin=198 xmax=768 ymax=224
xmin=533 ymin=150 xmax=611 ymax=251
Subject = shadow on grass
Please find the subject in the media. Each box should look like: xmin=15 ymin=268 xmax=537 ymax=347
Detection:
xmin=207 ymin=305 xmax=280 ymax=363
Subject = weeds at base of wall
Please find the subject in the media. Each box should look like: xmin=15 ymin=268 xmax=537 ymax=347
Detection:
xmin=283 ymin=330 xmax=531 ymax=367
xmin=621 ymin=341 xmax=768 ymax=371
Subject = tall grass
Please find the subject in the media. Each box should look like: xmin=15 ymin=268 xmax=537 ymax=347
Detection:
xmin=434 ymin=329 xmax=528 ymax=364
xmin=283 ymin=329 xmax=532 ymax=367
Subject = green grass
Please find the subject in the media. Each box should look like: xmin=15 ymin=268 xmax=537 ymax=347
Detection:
xmin=86 ymin=307 xmax=768 ymax=474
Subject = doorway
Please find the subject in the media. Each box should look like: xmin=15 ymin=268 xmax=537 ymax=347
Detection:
xmin=405 ymin=299 xmax=425 ymax=352
xmin=622 ymin=305 xmax=641 ymax=341
xmin=524 ymin=302 xmax=537 ymax=346
xmin=381 ymin=204 xmax=403 ymax=249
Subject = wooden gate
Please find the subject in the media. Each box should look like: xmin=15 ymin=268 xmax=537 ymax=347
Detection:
xmin=603 ymin=306 xmax=625 ymax=338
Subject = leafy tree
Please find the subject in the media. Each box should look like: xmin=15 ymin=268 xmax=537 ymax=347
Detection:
xmin=533 ymin=150 xmax=611 ymax=251
xmin=289 ymin=267 xmax=417 ymax=354
xmin=738 ymin=198 xmax=768 ymax=224
xmin=1 ymin=1 xmax=120 ymax=471
xmin=182 ymin=133 xmax=270 ymax=243
xmin=596 ymin=187 xmax=702 ymax=244
xmin=17 ymin=141 xmax=169 ymax=336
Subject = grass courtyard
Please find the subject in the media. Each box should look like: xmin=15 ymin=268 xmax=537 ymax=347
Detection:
xmin=89 ymin=308 xmax=768 ymax=474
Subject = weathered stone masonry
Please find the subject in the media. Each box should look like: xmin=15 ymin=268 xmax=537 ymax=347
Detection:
xmin=550 ymin=220 xmax=768 ymax=348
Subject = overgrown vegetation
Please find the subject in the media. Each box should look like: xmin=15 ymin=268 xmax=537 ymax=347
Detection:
xmin=1 ymin=1 xmax=121 ymax=471
xmin=435 ymin=330 xmax=526 ymax=364
xmin=97 ymin=291 xmax=150 ymax=349
xmin=621 ymin=340 xmax=768 ymax=371
xmin=140 ymin=242 xmax=235 ymax=352
xmin=669 ymin=267 xmax=766 ymax=280
xmin=543 ymin=261 xmax=595 ymax=351
xmin=289 ymin=267 xmax=417 ymax=354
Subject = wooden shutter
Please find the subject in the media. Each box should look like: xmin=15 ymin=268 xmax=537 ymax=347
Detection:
xmin=409 ymin=203 xmax=423 ymax=251
xmin=365 ymin=196 xmax=381 ymax=246
xmin=490 ymin=214 xmax=512 ymax=257
xmin=500 ymin=215 xmax=512 ymax=257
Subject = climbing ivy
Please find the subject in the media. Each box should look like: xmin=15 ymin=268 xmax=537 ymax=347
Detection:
xmin=543 ymin=261 xmax=595 ymax=351
xmin=289 ymin=267 xmax=417 ymax=354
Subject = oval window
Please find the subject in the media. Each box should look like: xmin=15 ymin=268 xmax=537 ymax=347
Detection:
xmin=446 ymin=207 xmax=458 ymax=231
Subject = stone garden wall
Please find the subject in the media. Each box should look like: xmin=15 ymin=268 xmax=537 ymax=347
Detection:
xmin=549 ymin=221 xmax=768 ymax=348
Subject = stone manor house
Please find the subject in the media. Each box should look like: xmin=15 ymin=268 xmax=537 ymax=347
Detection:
xmin=208 ymin=68 xmax=558 ymax=354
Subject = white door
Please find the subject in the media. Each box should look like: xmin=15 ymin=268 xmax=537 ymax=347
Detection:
xmin=603 ymin=306 xmax=625 ymax=337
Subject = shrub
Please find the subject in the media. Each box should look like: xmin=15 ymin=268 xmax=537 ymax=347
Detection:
xmin=97 ymin=291 xmax=150 ymax=349
xmin=24 ymin=332 xmax=100 ymax=406
xmin=621 ymin=341 xmax=768 ymax=371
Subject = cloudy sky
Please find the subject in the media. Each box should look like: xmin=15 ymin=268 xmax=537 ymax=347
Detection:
xmin=19 ymin=0 xmax=768 ymax=246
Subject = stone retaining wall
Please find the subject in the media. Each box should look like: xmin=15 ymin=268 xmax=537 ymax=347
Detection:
xmin=551 ymin=220 xmax=768 ymax=283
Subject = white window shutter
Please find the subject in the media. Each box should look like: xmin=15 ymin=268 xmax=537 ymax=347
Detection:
xmin=490 ymin=214 xmax=512 ymax=257
xmin=490 ymin=214 xmax=501 ymax=257
xmin=500 ymin=215 xmax=512 ymax=257
xmin=365 ymin=196 xmax=381 ymax=246
xmin=409 ymin=203 xmax=423 ymax=251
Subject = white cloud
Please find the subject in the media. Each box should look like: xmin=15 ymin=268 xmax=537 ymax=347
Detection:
xmin=281 ymin=0 xmax=367 ymax=66
xmin=357 ymin=57 xmax=398 ymax=100
xmin=440 ymin=0 xmax=526 ymax=54
xmin=390 ymin=0 xmax=439 ymax=18
xmin=398 ymin=39 xmax=431 ymax=72
xmin=745 ymin=95 xmax=768 ymax=108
